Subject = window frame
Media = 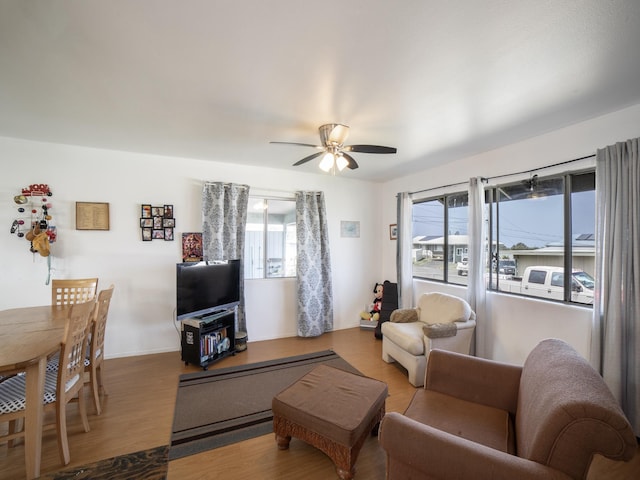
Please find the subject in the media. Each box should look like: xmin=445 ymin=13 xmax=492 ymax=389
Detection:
xmin=410 ymin=169 xmax=595 ymax=306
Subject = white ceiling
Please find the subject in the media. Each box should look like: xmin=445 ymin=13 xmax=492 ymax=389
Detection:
xmin=1 ymin=1 xmax=640 ymax=182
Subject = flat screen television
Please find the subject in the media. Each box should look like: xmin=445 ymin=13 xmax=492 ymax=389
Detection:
xmin=176 ymin=259 xmax=240 ymax=321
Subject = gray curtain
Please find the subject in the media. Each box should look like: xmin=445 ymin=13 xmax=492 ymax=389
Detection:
xmin=592 ymin=137 xmax=640 ymax=435
xmin=202 ymin=182 xmax=250 ymax=334
xmin=467 ymin=177 xmax=487 ymax=358
xmin=396 ymin=192 xmax=413 ymax=308
xmin=295 ymin=191 xmax=333 ymax=337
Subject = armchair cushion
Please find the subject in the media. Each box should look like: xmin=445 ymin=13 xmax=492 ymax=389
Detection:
xmin=423 ymin=322 xmax=457 ymax=338
xmin=381 ymin=321 xmax=425 ymax=355
xmin=404 ymin=389 xmax=516 ymax=454
xmin=417 ymin=292 xmax=475 ymax=325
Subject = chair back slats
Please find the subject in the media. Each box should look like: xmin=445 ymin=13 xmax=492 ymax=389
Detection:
xmin=52 ymin=278 xmax=98 ymax=306
xmin=58 ymin=301 xmax=94 ymax=401
xmin=86 ymin=285 xmax=114 ymax=415
xmin=91 ymin=285 xmax=114 ymax=362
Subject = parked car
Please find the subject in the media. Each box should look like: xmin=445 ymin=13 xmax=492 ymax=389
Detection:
xmin=456 ymin=257 xmax=468 ymax=276
xmin=494 ymin=266 xmax=594 ymax=304
xmin=496 ymin=259 xmax=516 ymax=276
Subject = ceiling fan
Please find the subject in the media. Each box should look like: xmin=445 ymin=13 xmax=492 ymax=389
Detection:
xmin=270 ymin=123 xmax=397 ymax=173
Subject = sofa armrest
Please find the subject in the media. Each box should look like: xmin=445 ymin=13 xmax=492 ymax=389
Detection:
xmin=379 ymin=413 xmax=572 ymax=480
xmin=390 ymin=308 xmax=418 ymax=323
xmin=425 ymin=349 xmax=522 ymax=415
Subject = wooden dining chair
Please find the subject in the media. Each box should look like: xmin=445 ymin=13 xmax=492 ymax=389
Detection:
xmin=0 ymin=367 xmax=27 ymax=449
xmin=0 ymin=300 xmax=95 ymax=466
xmin=51 ymin=278 xmax=98 ymax=306
xmin=85 ymin=285 xmax=114 ymax=415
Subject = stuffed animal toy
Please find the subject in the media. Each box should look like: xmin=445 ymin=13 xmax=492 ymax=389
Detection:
xmin=360 ymin=283 xmax=383 ymax=322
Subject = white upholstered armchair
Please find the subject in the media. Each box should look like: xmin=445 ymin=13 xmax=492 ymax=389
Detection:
xmin=381 ymin=292 xmax=476 ymax=387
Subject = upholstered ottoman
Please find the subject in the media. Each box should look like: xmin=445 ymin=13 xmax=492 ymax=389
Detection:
xmin=272 ymin=364 xmax=388 ymax=480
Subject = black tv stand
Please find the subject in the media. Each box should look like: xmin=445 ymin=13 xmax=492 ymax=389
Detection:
xmin=180 ymin=309 xmax=236 ymax=370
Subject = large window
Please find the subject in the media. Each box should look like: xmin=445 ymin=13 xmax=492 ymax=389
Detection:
xmin=244 ymin=198 xmax=296 ymax=279
xmin=411 ymin=170 xmax=595 ymax=305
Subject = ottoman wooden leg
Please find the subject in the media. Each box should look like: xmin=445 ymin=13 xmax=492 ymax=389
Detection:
xmin=336 ymin=466 xmax=355 ymax=480
xmin=275 ymin=433 xmax=291 ymax=450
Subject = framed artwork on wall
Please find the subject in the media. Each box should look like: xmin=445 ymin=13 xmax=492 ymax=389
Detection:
xmin=140 ymin=204 xmax=175 ymax=241
xmin=340 ymin=221 xmax=360 ymax=238
xmin=181 ymin=232 xmax=203 ymax=262
xmin=390 ymin=224 xmax=398 ymax=240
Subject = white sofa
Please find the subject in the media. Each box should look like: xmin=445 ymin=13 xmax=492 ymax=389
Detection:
xmin=381 ymin=292 xmax=476 ymax=387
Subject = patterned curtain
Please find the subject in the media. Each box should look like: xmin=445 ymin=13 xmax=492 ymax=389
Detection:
xmin=202 ymin=182 xmax=250 ymax=334
xmin=295 ymin=191 xmax=333 ymax=337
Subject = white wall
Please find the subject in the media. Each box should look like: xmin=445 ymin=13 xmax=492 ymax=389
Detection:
xmin=382 ymin=103 xmax=640 ymax=365
xmin=0 ymin=137 xmax=381 ymax=358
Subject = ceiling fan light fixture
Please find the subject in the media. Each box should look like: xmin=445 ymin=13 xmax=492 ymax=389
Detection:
xmin=336 ymin=154 xmax=348 ymax=171
xmin=319 ymin=152 xmax=335 ymax=172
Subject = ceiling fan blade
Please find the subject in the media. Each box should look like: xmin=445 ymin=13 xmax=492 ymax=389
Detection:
xmin=270 ymin=141 xmax=322 ymax=148
xmin=293 ymin=151 xmax=324 ymax=166
xmin=344 ymin=144 xmax=397 ymax=154
xmin=342 ymin=152 xmax=359 ymax=170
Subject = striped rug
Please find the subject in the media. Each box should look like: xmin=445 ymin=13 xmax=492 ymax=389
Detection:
xmin=169 ymin=349 xmax=359 ymax=460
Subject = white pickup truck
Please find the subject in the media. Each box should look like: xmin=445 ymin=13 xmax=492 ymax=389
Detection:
xmin=493 ymin=266 xmax=595 ymax=304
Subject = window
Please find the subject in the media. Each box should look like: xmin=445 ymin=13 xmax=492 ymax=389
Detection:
xmin=412 ymin=192 xmax=468 ymax=285
xmin=487 ymin=171 xmax=595 ymax=305
xmin=410 ymin=170 xmax=595 ymax=305
xmin=244 ymin=198 xmax=296 ymax=279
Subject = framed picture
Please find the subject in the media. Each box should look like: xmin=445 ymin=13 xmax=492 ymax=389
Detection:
xmin=340 ymin=221 xmax=360 ymax=238
xmin=182 ymin=232 xmax=203 ymax=262
xmin=141 ymin=204 xmax=175 ymax=241
xmin=390 ymin=224 xmax=398 ymax=240
xmin=76 ymin=202 xmax=110 ymax=230
xmin=141 ymin=204 xmax=152 ymax=218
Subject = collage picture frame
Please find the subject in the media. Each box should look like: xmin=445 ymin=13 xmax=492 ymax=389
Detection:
xmin=141 ymin=204 xmax=175 ymax=241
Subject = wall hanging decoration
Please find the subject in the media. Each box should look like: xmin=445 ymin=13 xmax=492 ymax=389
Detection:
xmin=10 ymin=184 xmax=56 ymax=256
xmin=76 ymin=201 xmax=110 ymax=230
xmin=181 ymin=232 xmax=203 ymax=262
xmin=141 ymin=204 xmax=174 ymax=241
xmin=340 ymin=220 xmax=360 ymax=238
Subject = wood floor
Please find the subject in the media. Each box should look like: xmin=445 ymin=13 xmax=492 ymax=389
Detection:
xmin=1 ymin=327 xmax=638 ymax=479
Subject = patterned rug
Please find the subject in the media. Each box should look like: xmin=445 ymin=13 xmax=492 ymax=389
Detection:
xmin=43 ymin=445 xmax=168 ymax=479
xmin=169 ymin=349 xmax=359 ymax=460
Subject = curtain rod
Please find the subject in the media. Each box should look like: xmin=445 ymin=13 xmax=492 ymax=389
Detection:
xmin=407 ymin=153 xmax=596 ymax=196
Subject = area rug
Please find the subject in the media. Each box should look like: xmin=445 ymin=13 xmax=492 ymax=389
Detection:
xmin=43 ymin=445 xmax=168 ymax=479
xmin=169 ymin=349 xmax=359 ymax=460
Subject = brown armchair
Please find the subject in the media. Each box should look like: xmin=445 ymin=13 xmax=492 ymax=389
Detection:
xmin=379 ymin=339 xmax=637 ymax=479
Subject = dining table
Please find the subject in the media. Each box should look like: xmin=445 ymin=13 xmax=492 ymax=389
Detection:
xmin=0 ymin=305 xmax=68 ymax=479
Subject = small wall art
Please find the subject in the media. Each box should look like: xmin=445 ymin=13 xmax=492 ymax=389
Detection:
xmin=141 ymin=204 xmax=174 ymax=241
xmin=389 ymin=223 xmax=398 ymax=240
xmin=181 ymin=232 xmax=203 ymax=262
xmin=340 ymin=220 xmax=360 ymax=238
